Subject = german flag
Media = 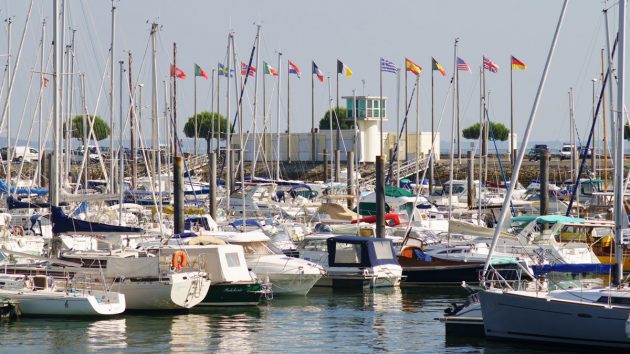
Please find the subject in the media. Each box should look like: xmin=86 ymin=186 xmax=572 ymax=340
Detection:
xmin=432 ymin=58 xmax=446 ymax=77
xmin=405 ymin=58 xmax=422 ymax=76
xmin=511 ymin=56 xmax=527 ymax=70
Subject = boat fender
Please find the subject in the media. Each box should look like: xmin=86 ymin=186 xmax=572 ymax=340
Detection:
xmin=12 ymin=225 xmax=24 ymax=237
xmin=171 ymin=251 xmax=188 ymax=271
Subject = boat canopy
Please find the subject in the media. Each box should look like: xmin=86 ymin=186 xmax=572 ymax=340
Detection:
xmin=326 ymin=236 xmax=399 ymax=267
xmin=531 ymin=263 xmax=612 ymax=277
xmin=7 ymin=195 xmax=51 ymax=210
xmin=385 ymin=185 xmax=415 ymax=197
xmin=229 ymin=219 xmax=262 ymax=229
xmin=0 ymin=179 xmax=48 ymax=196
xmin=512 ymin=215 xmax=585 ymax=224
xmin=51 ymin=206 xmax=144 ymax=235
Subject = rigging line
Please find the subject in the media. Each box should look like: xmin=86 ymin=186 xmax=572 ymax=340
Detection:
xmin=401 ymin=81 xmax=454 ymax=239
xmin=386 ymin=79 xmax=418 ymax=183
xmin=10 ymin=67 xmax=35 ymax=189
xmin=485 ymin=108 xmax=516 ymax=217
xmin=566 ymin=32 xmax=619 ymax=216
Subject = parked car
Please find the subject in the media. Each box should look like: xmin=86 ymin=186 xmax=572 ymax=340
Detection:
xmin=527 ymin=144 xmax=550 ymax=161
xmin=559 ymin=143 xmax=574 ymax=160
xmin=1 ymin=146 xmax=40 ymax=163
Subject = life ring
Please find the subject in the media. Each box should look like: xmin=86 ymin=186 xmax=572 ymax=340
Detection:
xmin=12 ymin=225 xmax=24 ymax=237
xmin=171 ymin=251 xmax=188 ymax=271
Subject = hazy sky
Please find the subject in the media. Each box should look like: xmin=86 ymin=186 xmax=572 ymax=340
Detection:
xmin=0 ymin=0 xmax=622 ymax=150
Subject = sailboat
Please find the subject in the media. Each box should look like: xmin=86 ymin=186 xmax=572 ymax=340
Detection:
xmin=477 ymin=0 xmax=630 ymax=348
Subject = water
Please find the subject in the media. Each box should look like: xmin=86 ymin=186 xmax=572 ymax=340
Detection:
xmin=0 ymin=287 xmax=604 ymax=353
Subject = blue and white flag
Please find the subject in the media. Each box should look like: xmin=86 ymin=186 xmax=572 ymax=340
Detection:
xmin=218 ymin=63 xmax=234 ymax=77
xmin=380 ymin=58 xmax=398 ymax=74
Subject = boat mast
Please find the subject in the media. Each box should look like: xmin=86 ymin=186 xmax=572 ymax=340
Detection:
xmin=614 ymin=0 xmax=626 ymax=285
xmin=150 ymin=23 xmax=158 ymax=183
xmin=109 ymin=0 xmax=116 ymax=193
xmin=482 ymin=0 xmax=569 ymax=277
xmin=251 ymin=25 xmax=261 ymax=178
xmin=51 ymin=0 xmax=61 ymax=206
xmin=118 ymin=60 xmax=124 ymax=224
xmin=5 ymin=17 xmax=11 ymax=192
xmin=37 ymin=19 xmax=45 ymax=187
xmin=276 ymin=51 xmax=282 ymax=181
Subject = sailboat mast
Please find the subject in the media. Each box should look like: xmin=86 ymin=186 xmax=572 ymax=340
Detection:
xmin=614 ymin=0 xmax=626 ymax=284
xmin=172 ymin=43 xmax=178 ymax=158
xmin=109 ymin=1 xmax=116 ymax=193
xmin=129 ymin=52 xmax=137 ymax=190
xmin=276 ymin=52 xmax=282 ymax=181
xmin=118 ymin=60 xmax=124 ymax=225
xmin=601 ymin=49 xmax=608 ymax=191
xmin=51 ymin=0 xmax=61 ymax=206
xmin=150 ymin=23 xmax=158 ymax=182
xmin=5 ymin=17 xmax=11 ymax=192
xmin=37 ymin=19 xmax=45 ymax=187
xmin=252 ymin=26 xmax=260 ymax=177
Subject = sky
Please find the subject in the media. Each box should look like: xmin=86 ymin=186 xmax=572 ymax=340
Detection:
xmin=0 ymin=0 xmax=623 ymax=152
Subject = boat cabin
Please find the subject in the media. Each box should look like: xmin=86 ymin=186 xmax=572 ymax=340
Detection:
xmin=326 ymin=236 xmax=399 ymax=268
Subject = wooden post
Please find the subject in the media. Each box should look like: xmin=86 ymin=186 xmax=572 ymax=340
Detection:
xmin=347 ymin=151 xmax=354 ymax=209
xmin=376 ymin=155 xmax=385 ymax=238
xmin=173 ymin=156 xmax=184 ymax=234
xmin=335 ymin=150 xmax=341 ymax=182
xmin=323 ymin=148 xmax=329 ymax=181
xmin=467 ymin=150 xmax=474 ymax=209
xmin=540 ymin=150 xmax=549 ymax=216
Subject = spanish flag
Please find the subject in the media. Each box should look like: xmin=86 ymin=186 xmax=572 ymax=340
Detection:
xmin=511 ymin=56 xmax=527 ymax=70
xmin=432 ymin=58 xmax=446 ymax=77
xmin=337 ymin=60 xmax=353 ymax=78
xmin=405 ymin=58 xmax=422 ymax=76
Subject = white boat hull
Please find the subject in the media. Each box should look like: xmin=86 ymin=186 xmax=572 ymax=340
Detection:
xmin=111 ymin=272 xmax=210 ymax=310
xmin=0 ymin=289 xmax=125 ymax=316
xmin=246 ymin=255 xmax=323 ymax=296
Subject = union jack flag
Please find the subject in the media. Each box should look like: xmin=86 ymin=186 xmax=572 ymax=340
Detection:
xmin=483 ymin=56 xmax=499 ymax=73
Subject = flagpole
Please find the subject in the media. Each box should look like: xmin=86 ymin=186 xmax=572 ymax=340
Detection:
xmin=601 ymin=48 xmax=608 ymax=190
xmin=210 ymin=68 xmax=215 ymax=152
xmin=311 ymin=61 xmax=316 ymax=162
xmin=454 ymin=38 xmax=461 ymax=164
xmin=263 ymin=63 xmax=267 ymax=168
xmin=429 ymin=60 xmax=434 ymax=194
xmin=287 ymin=60 xmax=291 ymax=163
xmin=380 ymin=63 xmax=384 ymax=157
xmin=328 ymin=76 xmax=334 ymax=182
xmin=194 ymin=65 xmax=198 ymax=156
xmin=482 ymin=58 xmax=487 ymax=185
xmin=173 ymin=42 xmax=178 ymax=158
xmin=336 ymin=68 xmax=340 ymax=154
xmin=276 ymin=52 xmax=282 ymax=181
xmin=510 ymin=56 xmax=514 ymax=165
xmin=252 ymin=25 xmax=261 ymax=178
xmin=216 ymin=63 xmax=220 ymax=155
xmin=396 ymin=68 xmax=401 ymax=187
xmin=415 ymin=73 xmax=420 ymax=189
xmin=405 ymin=62 xmax=417 ymax=161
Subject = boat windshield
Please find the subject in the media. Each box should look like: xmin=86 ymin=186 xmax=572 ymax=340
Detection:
xmin=334 ymin=242 xmax=362 ymax=264
xmin=236 ymin=241 xmax=274 ymax=255
xmin=373 ymin=240 xmax=394 ymax=260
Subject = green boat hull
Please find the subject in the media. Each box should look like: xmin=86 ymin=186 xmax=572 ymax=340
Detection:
xmin=199 ymin=283 xmax=264 ymax=306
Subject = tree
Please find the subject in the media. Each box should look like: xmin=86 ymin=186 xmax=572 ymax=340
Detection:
xmin=63 ymin=115 xmax=111 ymax=143
xmin=319 ymin=108 xmax=354 ymax=130
xmin=183 ymin=111 xmax=230 ymax=154
xmin=462 ymin=122 xmax=510 ymax=141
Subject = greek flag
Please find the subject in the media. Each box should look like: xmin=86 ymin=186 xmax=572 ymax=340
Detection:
xmin=380 ymin=58 xmax=398 ymax=74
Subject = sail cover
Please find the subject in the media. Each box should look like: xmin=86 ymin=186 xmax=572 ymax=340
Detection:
xmin=51 ymin=206 xmax=144 ymax=235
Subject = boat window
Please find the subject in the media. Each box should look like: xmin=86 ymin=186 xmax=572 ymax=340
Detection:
xmin=225 ymin=252 xmax=241 ymax=268
xmin=596 ymin=296 xmax=630 ymax=305
xmin=239 ymin=242 xmax=272 ymax=255
xmin=556 ymin=225 xmax=588 ymax=243
xmin=334 ymin=242 xmax=362 ymax=264
xmin=303 ymin=240 xmax=327 ymax=251
xmin=373 ymin=241 xmax=394 ymax=260
xmin=405 ymin=237 xmax=423 ymax=248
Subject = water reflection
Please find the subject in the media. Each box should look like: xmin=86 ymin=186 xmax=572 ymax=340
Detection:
xmin=87 ymin=318 xmax=127 ymax=351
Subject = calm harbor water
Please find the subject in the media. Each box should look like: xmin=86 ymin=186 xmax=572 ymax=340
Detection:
xmin=0 ymin=287 xmax=602 ymax=353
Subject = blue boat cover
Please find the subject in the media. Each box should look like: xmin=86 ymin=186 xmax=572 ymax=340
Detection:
xmin=229 ymin=219 xmax=262 ymax=229
xmin=51 ymin=206 xmax=144 ymax=235
xmin=7 ymin=195 xmax=51 ymax=210
xmin=531 ymin=263 xmax=612 ymax=277
xmin=326 ymin=236 xmax=399 ymax=267
xmin=0 ymin=179 xmax=48 ymax=196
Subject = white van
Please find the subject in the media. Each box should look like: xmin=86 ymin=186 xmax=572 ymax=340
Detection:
xmin=11 ymin=146 xmax=39 ymax=163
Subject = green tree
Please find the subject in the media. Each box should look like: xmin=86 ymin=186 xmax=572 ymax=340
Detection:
xmin=462 ymin=122 xmax=510 ymax=141
xmin=63 ymin=115 xmax=111 ymax=143
xmin=319 ymin=108 xmax=354 ymax=130
xmin=183 ymin=111 xmax=230 ymax=154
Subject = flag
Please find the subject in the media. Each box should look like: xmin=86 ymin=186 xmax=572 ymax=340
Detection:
xmin=218 ymin=63 xmax=233 ymax=77
xmin=263 ymin=62 xmax=279 ymax=77
xmin=457 ymin=57 xmax=471 ymax=73
xmin=241 ymin=62 xmax=256 ymax=77
xmin=511 ymin=56 xmax=527 ymax=70
xmin=380 ymin=58 xmax=398 ymax=74
xmin=337 ymin=60 xmax=352 ymax=78
xmin=194 ymin=63 xmax=208 ymax=79
xmin=288 ymin=61 xmax=301 ymax=78
xmin=483 ymin=56 xmax=499 ymax=73
xmin=405 ymin=58 xmax=422 ymax=76
xmin=43 ymin=76 xmax=49 ymax=87
xmin=170 ymin=64 xmax=186 ymax=79
xmin=432 ymin=58 xmax=446 ymax=77
xmin=312 ymin=61 xmax=324 ymax=82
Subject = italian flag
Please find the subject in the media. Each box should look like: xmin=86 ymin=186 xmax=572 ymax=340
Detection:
xmin=263 ymin=62 xmax=278 ymax=77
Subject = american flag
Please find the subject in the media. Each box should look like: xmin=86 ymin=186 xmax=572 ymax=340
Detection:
xmin=457 ymin=57 xmax=471 ymax=72
xmin=241 ymin=62 xmax=256 ymax=77
xmin=380 ymin=58 xmax=398 ymax=74
xmin=483 ymin=56 xmax=499 ymax=73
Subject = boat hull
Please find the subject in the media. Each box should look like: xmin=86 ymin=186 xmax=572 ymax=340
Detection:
xmin=0 ymin=290 xmax=125 ymax=316
xmin=479 ymin=290 xmax=630 ymax=348
xmin=199 ymin=282 xmax=264 ymax=306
